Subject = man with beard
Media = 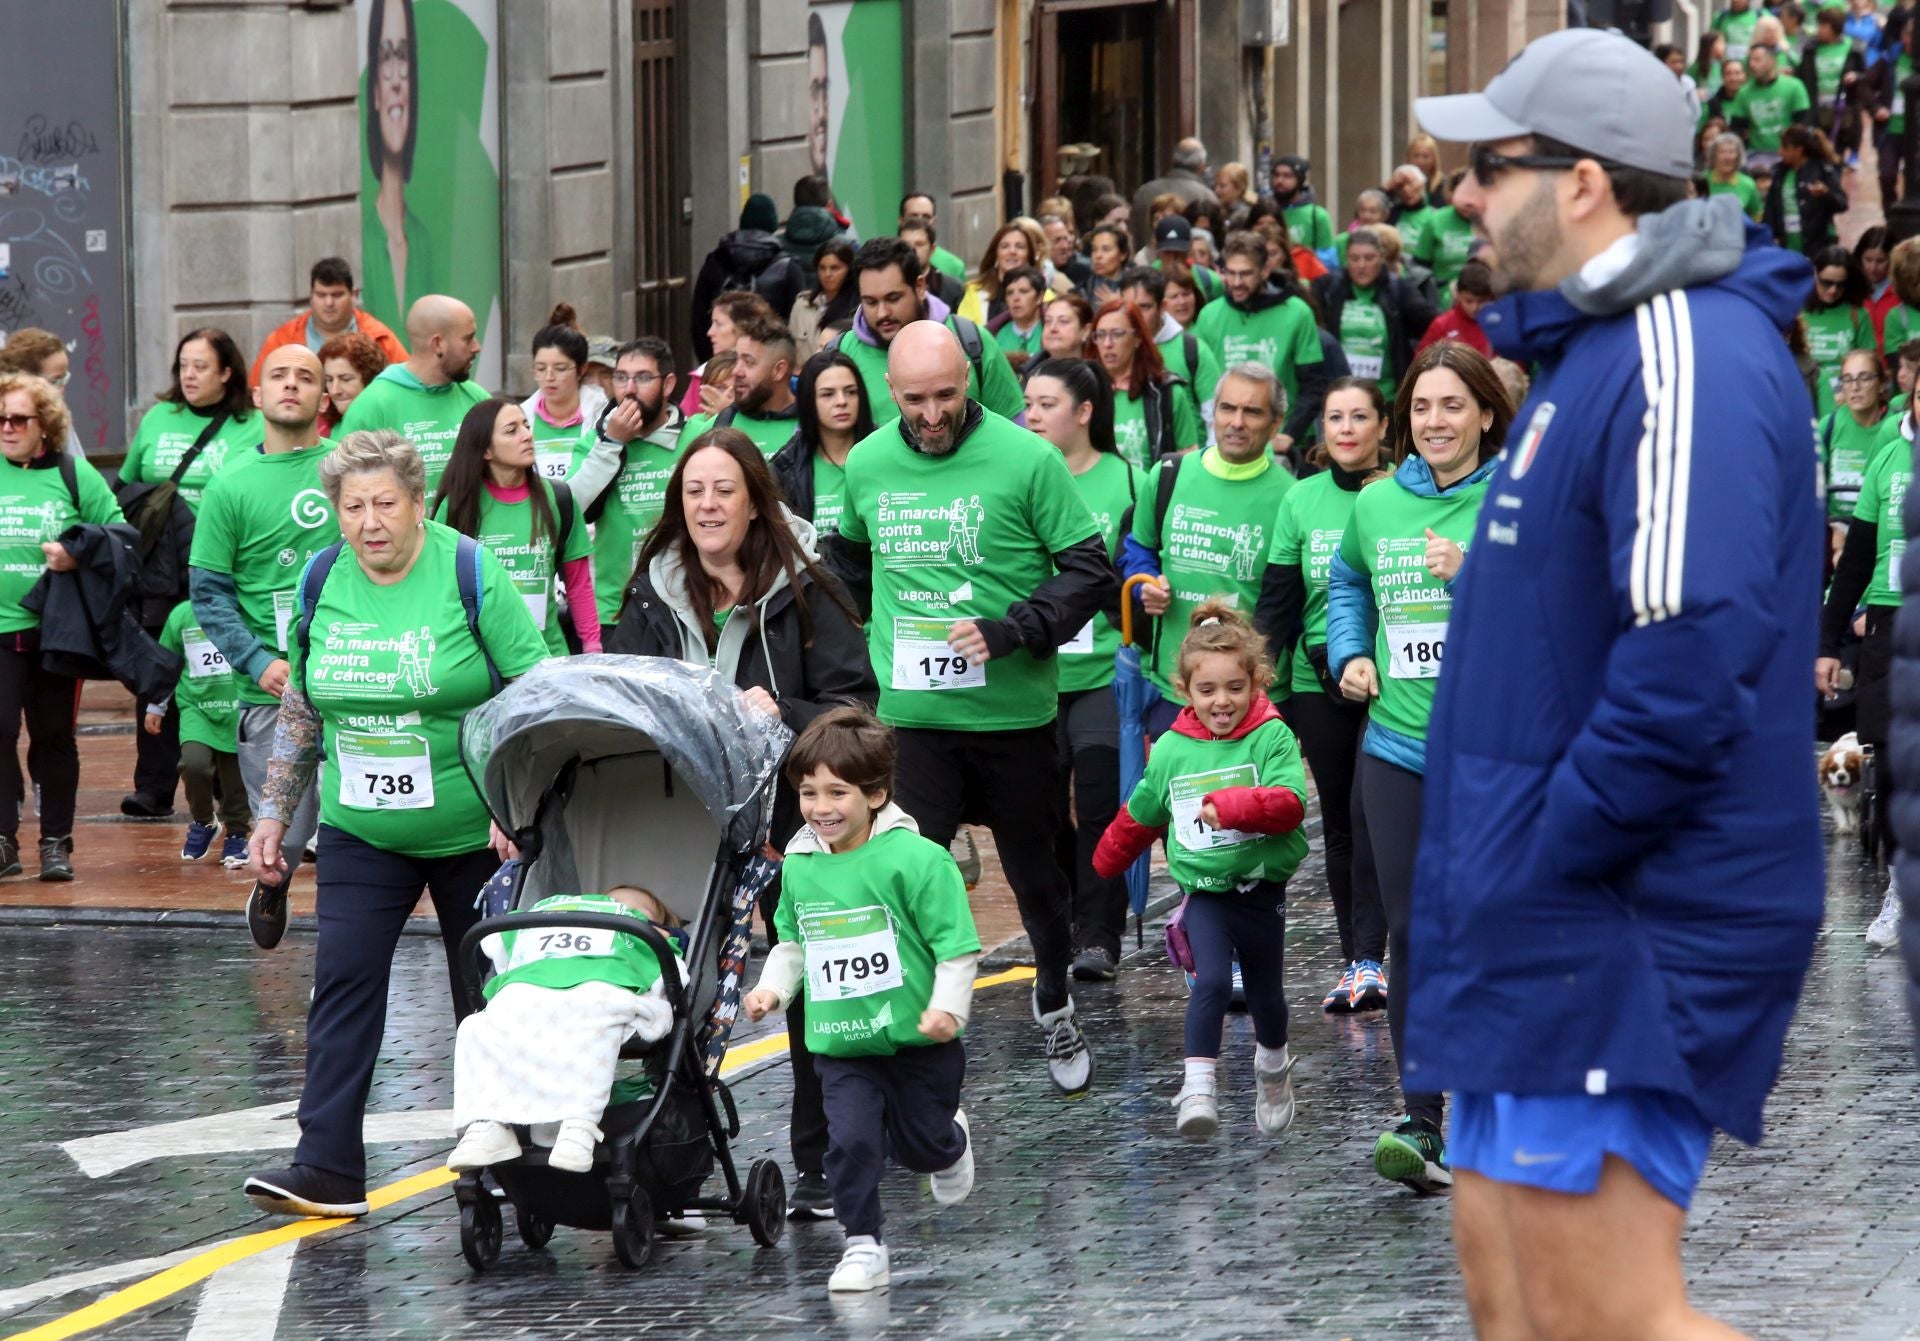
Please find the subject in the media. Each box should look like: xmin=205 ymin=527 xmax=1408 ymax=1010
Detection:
xmin=188 ymin=345 xmax=336 ymax=949
xmin=578 ymin=337 xmax=684 ymax=626
xmin=1192 ymin=233 xmax=1328 ymax=458
xmin=826 ymin=321 xmax=1117 ymax=1099
xmin=333 ymin=294 xmax=487 ymax=491
xmin=679 ymin=316 xmax=799 ymax=456
xmin=1410 ymin=29 xmax=1822 ymax=1339
xmin=835 ymin=238 xmax=1026 ymax=426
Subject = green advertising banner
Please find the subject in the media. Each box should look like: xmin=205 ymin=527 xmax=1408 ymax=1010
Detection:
xmin=810 ymin=0 xmax=905 ymax=242
xmin=357 ymin=0 xmax=502 ymax=386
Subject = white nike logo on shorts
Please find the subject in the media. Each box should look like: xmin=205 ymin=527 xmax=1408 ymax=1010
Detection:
xmin=1511 ymin=1149 xmax=1569 ymax=1167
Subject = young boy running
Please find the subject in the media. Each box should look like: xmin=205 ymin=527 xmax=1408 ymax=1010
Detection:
xmin=743 ymin=706 xmax=981 ymax=1294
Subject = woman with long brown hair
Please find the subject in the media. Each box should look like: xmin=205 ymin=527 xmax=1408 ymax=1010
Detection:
xmin=1086 ymin=299 xmax=1203 ymax=470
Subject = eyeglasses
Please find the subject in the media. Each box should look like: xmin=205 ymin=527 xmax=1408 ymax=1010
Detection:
xmin=1469 ymin=143 xmax=1624 ymax=187
xmin=0 ymin=414 xmax=39 ymax=432
xmin=1836 ymin=372 xmax=1882 ymax=386
xmin=1816 ymin=274 xmax=1847 ymax=289
xmin=613 ymin=371 xmax=662 ymax=387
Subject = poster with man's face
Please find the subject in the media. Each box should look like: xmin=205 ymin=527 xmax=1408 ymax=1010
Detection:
xmin=806 ymin=2 xmax=905 ymax=239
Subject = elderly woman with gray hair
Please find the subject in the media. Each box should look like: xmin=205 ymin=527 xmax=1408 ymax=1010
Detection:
xmin=242 ymin=429 xmax=548 ymax=1221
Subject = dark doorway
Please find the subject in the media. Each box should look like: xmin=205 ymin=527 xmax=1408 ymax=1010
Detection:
xmin=1056 ymin=4 xmax=1158 ymax=196
xmin=633 ymin=0 xmax=691 ymax=367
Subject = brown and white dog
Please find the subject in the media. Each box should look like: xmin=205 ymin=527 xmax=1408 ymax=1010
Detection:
xmin=1819 ymin=732 xmax=1866 ymax=835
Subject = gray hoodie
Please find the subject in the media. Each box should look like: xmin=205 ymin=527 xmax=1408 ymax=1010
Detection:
xmin=1558 ymin=194 xmax=1749 ymax=318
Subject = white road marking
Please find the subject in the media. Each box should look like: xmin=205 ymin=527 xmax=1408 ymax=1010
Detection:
xmin=60 ymin=1102 xmax=456 ymax=1178
xmin=185 ymin=1242 xmax=297 ymax=1341
xmin=0 ymin=1242 xmax=230 ymax=1311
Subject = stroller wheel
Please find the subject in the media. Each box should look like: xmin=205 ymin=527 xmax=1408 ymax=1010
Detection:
xmin=743 ymin=1159 xmax=787 ymax=1248
xmin=459 ymin=1190 xmax=503 ymax=1271
xmin=611 ymin=1184 xmax=655 ymax=1268
xmin=516 ymin=1208 xmax=555 ymax=1250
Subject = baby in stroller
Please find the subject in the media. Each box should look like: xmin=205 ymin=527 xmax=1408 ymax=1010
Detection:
xmin=449 ymin=885 xmax=685 ymax=1174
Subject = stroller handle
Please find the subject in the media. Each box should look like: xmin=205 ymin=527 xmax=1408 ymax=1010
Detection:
xmin=458 ymin=912 xmax=688 ymax=1019
xmin=1118 ymin=573 xmax=1158 ymax=648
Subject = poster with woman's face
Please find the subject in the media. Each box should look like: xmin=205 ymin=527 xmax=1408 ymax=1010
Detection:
xmin=806 ymin=1 xmax=905 ymax=242
xmin=356 ymin=0 xmax=502 ymax=387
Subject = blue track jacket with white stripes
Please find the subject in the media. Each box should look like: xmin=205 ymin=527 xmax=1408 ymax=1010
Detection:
xmin=1404 ymin=199 xmax=1825 ymax=1145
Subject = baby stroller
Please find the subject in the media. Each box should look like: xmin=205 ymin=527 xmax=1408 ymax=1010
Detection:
xmin=452 ymin=655 xmax=793 ymax=1270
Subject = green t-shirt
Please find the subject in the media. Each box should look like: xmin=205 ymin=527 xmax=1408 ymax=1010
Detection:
xmin=1803 ymin=305 xmax=1875 ymax=419
xmin=1337 ymin=285 xmax=1396 ymax=399
xmin=1191 ymin=295 xmax=1324 ymax=415
xmin=121 ymin=403 xmax=260 ymax=513
xmin=292 ymin=520 xmax=549 ymax=857
xmin=1782 ymin=168 xmax=1803 ymax=251
xmin=1122 ymin=714 xmax=1309 ymax=892
xmin=1715 ymin=6 xmax=1761 ymax=60
xmin=680 ymin=405 xmax=800 ymax=458
xmin=1159 ymin=331 xmax=1222 ymax=410
xmin=1855 ymin=430 xmax=1912 ymax=605
xmin=482 ymin=894 xmax=678 ymax=999
xmin=1821 ymin=409 xmax=1888 ymax=519
xmin=1338 ymin=471 xmax=1489 ymax=742
xmin=836 ymin=318 xmax=1026 ymax=426
xmin=1414 ymin=207 xmax=1477 ymax=294
xmin=930 ymin=245 xmax=967 ymax=282
xmin=527 ymin=401 xmax=598 ymax=483
xmin=1112 ymin=383 xmax=1204 ymax=471
xmin=838 ymin=411 xmax=1099 ymax=731
xmin=774 ymin=824 xmax=982 ymax=1057
xmin=589 ymin=424 xmax=681 ymax=624
xmin=1811 ymin=39 xmax=1852 ymax=104
xmin=0 ymin=454 xmax=123 ymax=634
xmin=334 ymin=365 xmax=491 ymax=493
xmin=995 ymin=321 xmax=1044 ymax=361
xmin=1281 ymin=202 xmax=1335 ymax=253
xmin=1707 ymin=173 xmax=1764 ymax=220
xmin=1132 ymin=447 xmax=1296 ymax=701
xmin=156 ymin=599 xmax=240 ymax=752
xmin=1268 ymin=470 xmax=1362 ymax=694
xmin=812 ymin=454 xmax=848 ymax=538
xmin=1884 ymin=303 xmax=1918 ymax=358
xmin=1731 ymin=74 xmax=1812 ymax=153
xmin=1391 ymin=206 xmax=1436 ymax=260
xmin=188 ymin=441 xmax=339 ymax=706
xmin=1892 ymin=55 xmax=1914 ymax=135
xmin=434 ymin=477 xmax=592 ymax=655
xmin=1059 ymin=452 xmax=1146 ymax=694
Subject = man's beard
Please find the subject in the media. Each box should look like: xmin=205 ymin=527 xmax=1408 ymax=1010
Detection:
xmin=448 ymin=362 xmax=473 ymax=384
xmin=739 ymin=380 xmax=773 ymax=416
xmin=264 ymin=404 xmax=318 ymax=432
xmin=1487 ymin=178 xmax=1565 ymax=296
xmin=628 ymin=387 xmax=663 ymax=425
xmin=901 ymin=409 xmax=963 ymax=455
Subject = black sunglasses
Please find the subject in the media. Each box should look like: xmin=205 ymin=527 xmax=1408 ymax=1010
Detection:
xmin=1469 ymin=143 xmax=1626 ymax=187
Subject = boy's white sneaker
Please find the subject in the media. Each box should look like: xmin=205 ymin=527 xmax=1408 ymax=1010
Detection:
xmin=1255 ymin=1052 xmax=1297 ymax=1136
xmin=547 ymin=1119 xmax=602 ymax=1173
xmin=1867 ymin=874 xmax=1902 ymax=948
xmin=1173 ymin=1086 xmax=1219 ymax=1140
xmin=828 ymin=1236 xmax=890 ymax=1292
xmin=1034 ymin=992 xmax=1094 ymax=1097
xmin=930 ymin=1110 xmax=974 ymax=1205
xmin=447 ymin=1120 xmax=520 ymax=1171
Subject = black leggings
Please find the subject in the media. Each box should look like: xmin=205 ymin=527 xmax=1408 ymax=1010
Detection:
xmin=0 ymin=642 xmax=79 ymax=842
xmin=1054 ymin=686 xmax=1127 ymax=955
xmin=1860 ymin=606 xmax=1897 ymax=863
xmin=1182 ymin=883 xmax=1290 ymax=1056
xmin=1289 ymin=689 xmax=1386 ymax=963
xmin=1355 ymin=752 xmax=1444 ymax=1132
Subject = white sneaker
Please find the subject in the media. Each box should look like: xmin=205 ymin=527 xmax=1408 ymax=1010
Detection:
xmin=828 ymin=1236 xmax=890 ymax=1292
xmin=1867 ymin=874 xmax=1902 ymax=948
xmin=447 ymin=1120 xmax=520 ymax=1171
xmin=1034 ymin=992 xmax=1093 ymax=1097
xmin=930 ymin=1110 xmax=974 ymax=1205
xmin=1255 ymin=1052 xmax=1297 ymax=1136
xmin=1173 ymin=1086 xmax=1218 ymax=1140
xmin=547 ymin=1119 xmax=602 ymax=1173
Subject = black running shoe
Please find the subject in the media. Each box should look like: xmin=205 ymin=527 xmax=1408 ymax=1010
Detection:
xmin=0 ymin=835 xmax=21 ymax=879
xmin=247 ymin=879 xmax=290 ymax=950
xmin=120 ymin=791 xmax=175 ymax=819
xmin=788 ymin=1170 xmax=835 ymax=1221
xmin=1071 ymin=945 xmax=1118 ymax=982
xmin=243 ymin=1164 xmax=368 ymax=1218
xmin=37 ymin=836 xmax=72 ymax=882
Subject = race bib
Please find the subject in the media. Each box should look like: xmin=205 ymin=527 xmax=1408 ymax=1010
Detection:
xmin=800 ymin=905 xmax=905 ymax=1002
xmin=521 ymin=589 xmax=549 ymax=630
xmin=505 ymin=926 xmax=617 ymax=971
xmin=1895 ymin=537 xmax=1907 ymax=592
xmin=184 ymin=634 xmax=228 ymax=680
xmin=1785 ymin=211 xmax=1803 ymax=236
xmin=891 ymin=617 xmax=985 ymax=691
xmin=334 ymin=729 xmax=435 ymax=810
xmin=1169 ymin=764 xmax=1261 ymax=853
xmin=1384 ymin=598 xmax=1451 ymax=680
xmin=1059 ymin=619 xmax=1095 ymax=655
xmin=1896 ymin=91 xmax=1908 ymax=116
xmin=534 ymin=449 xmax=573 ymax=482
xmin=1727 ymin=42 xmax=1749 ymax=61
xmin=273 ymin=589 xmax=297 ymax=653
xmin=1347 ymin=354 xmax=1384 ymax=380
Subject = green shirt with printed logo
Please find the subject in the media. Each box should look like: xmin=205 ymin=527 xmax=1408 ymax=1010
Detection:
xmin=156 ymin=599 xmax=239 ymax=752
xmin=835 ymin=319 xmax=1027 ymax=426
xmin=838 ymin=410 xmax=1100 ymax=731
xmin=1855 ymin=432 xmax=1912 ymax=606
xmin=481 ymin=894 xmax=679 ymax=1000
xmin=680 ymin=406 xmax=801 ymax=457
xmin=1132 ymin=447 xmax=1296 ymax=702
xmin=1281 ymin=201 xmax=1335 ymax=253
xmin=590 ymin=424 xmax=682 ymax=624
xmin=812 ymin=455 xmax=849 ymax=538
xmin=1122 ymin=715 xmax=1309 ymax=892
xmin=1714 ymin=6 xmax=1761 ymax=59
xmin=1060 ymin=452 xmax=1146 ymax=694
xmin=528 ymin=404 xmax=598 ymax=483
xmin=121 ymin=403 xmax=261 ymax=513
xmin=1191 ymin=295 xmax=1323 ymax=414
xmin=1803 ymin=305 xmax=1875 ymax=419
xmin=774 ymin=825 xmax=981 ymax=1058
xmin=1413 ymin=207 xmax=1477 ymax=298
xmin=433 ymin=477 xmax=591 ymax=656
xmin=1811 ymin=39 xmax=1854 ymax=105
xmin=291 ymin=520 xmax=548 ymax=857
xmin=1159 ymin=331 xmax=1222 ymax=410
xmin=1337 ymin=285 xmax=1395 ymax=399
xmin=1730 ymin=73 xmax=1812 ymax=153
xmin=1338 ymin=472 xmax=1490 ymax=743
xmin=1820 ymin=409 xmax=1888 ymax=519
xmin=1390 ymin=206 xmax=1436 ymax=260
xmin=334 ymin=364 xmax=491 ymax=492
xmin=1111 ymin=384 xmax=1205 ymax=471
xmin=1269 ymin=470 xmax=1363 ymax=694
xmin=0 ymin=453 xmax=123 ymax=634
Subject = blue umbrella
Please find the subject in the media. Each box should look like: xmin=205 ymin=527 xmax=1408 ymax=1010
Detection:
xmin=1114 ymin=575 xmax=1160 ymax=946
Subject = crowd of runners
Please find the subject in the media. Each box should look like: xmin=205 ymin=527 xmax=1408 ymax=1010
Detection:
xmin=0 ymin=13 xmax=1904 ymax=1334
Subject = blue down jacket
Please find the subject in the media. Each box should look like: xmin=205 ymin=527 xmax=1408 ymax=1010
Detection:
xmin=1404 ymin=197 xmax=1825 ymax=1144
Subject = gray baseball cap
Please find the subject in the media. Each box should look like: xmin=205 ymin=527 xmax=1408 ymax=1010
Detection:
xmin=1415 ymin=29 xmax=1696 ymax=179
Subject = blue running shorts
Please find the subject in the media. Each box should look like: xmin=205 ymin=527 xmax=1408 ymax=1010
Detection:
xmin=1450 ymin=1089 xmax=1715 ymax=1211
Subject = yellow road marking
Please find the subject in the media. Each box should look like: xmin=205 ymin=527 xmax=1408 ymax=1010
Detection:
xmin=9 ymin=964 xmax=1039 ymax=1340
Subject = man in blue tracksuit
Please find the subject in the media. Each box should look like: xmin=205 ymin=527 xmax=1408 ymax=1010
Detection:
xmin=1414 ymin=30 xmax=1824 ymax=1340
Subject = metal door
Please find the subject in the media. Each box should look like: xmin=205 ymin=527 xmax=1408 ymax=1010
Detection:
xmin=633 ymin=0 xmax=690 ymax=365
